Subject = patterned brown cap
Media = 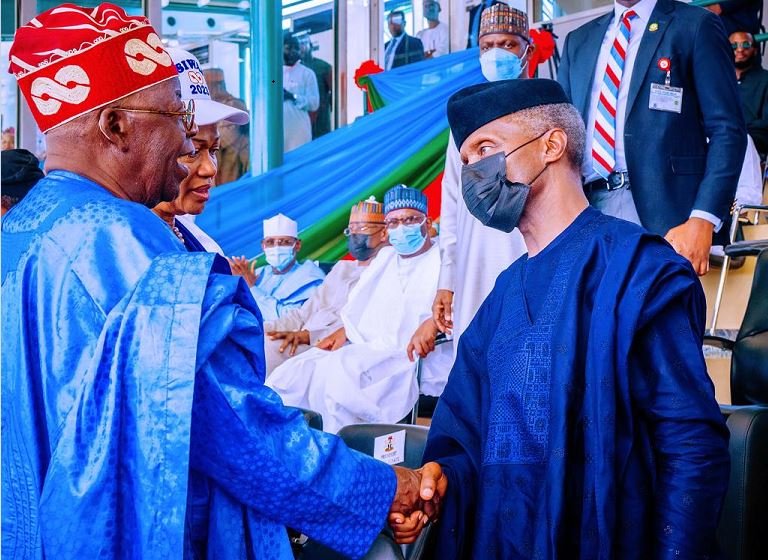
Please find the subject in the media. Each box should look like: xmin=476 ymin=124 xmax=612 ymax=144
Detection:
xmin=350 ymin=196 xmax=385 ymax=223
xmin=479 ymin=4 xmax=529 ymax=41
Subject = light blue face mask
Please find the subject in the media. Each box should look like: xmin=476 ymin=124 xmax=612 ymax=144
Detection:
xmin=479 ymin=46 xmax=528 ymax=82
xmin=388 ymin=221 xmax=427 ymax=256
xmin=265 ymin=246 xmax=296 ymax=271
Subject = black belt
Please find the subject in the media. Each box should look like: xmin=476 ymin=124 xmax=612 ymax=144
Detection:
xmin=583 ymin=171 xmax=630 ymax=193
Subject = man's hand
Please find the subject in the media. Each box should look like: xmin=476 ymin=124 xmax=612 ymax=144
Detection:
xmin=664 ymin=217 xmax=714 ymax=276
xmin=389 ymin=462 xmax=447 ymax=543
xmin=432 ymin=289 xmax=454 ymax=334
xmin=268 ymin=330 xmax=310 ymax=356
xmin=283 ymin=88 xmax=296 ymax=102
xmin=388 ymin=510 xmax=428 ymax=544
xmin=316 ymin=327 xmax=347 ymax=351
xmin=407 ymin=318 xmax=440 ymax=362
xmin=228 ymin=256 xmax=258 ymax=286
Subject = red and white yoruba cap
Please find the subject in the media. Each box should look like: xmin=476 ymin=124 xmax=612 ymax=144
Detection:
xmin=8 ymin=3 xmax=178 ymax=133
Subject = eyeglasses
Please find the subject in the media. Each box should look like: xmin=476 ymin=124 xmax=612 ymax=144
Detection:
xmin=343 ymin=223 xmax=385 ymax=236
xmin=263 ymin=238 xmax=296 ymax=248
xmin=112 ymin=99 xmax=196 ymax=132
xmin=384 ymin=216 xmax=426 ymax=230
xmin=731 ymin=41 xmax=753 ymax=50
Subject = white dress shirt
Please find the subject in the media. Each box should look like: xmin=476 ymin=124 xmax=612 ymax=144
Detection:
xmin=582 ymin=0 xmax=720 ymax=229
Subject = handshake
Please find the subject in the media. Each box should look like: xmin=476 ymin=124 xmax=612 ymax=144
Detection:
xmin=389 ymin=462 xmax=448 ymax=544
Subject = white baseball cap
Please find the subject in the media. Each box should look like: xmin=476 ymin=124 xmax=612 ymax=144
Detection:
xmin=165 ymin=47 xmax=249 ymax=126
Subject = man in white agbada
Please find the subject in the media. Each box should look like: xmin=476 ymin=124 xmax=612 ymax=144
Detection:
xmin=432 ymin=2 xmax=533 ymax=347
xmin=264 ymin=197 xmax=388 ymax=374
xmin=283 ymin=34 xmax=319 ymax=152
xmin=417 ymin=1 xmax=449 ymax=59
xmin=268 ymin=185 xmax=449 ymax=433
xmin=236 ymin=213 xmax=325 ymax=323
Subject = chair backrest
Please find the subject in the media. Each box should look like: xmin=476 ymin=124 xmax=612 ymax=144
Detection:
xmin=717 ymin=406 xmax=768 ymax=560
xmin=287 ymin=406 xmax=324 ymax=431
xmin=338 ymin=424 xmax=432 ymax=560
xmin=299 ymin=424 xmax=431 ymax=560
xmin=732 ymin=250 xmax=768 ymax=405
xmin=317 ymin=261 xmax=336 ymax=275
xmin=337 ymin=424 xmax=429 ymax=469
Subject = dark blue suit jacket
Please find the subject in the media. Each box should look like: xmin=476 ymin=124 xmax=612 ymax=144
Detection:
xmin=558 ymin=0 xmax=746 ymax=235
xmin=385 ymin=34 xmax=424 ymax=69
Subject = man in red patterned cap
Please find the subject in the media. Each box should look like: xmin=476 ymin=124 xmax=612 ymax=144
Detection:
xmin=1 ymin=4 xmax=445 ymax=559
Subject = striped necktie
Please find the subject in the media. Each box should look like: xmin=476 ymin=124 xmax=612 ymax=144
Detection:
xmin=385 ymin=37 xmax=398 ymax=70
xmin=592 ymin=10 xmax=638 ymax=179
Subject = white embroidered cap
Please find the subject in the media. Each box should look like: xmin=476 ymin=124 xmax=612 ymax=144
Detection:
xmin=263 ymin=213 xmax=298 ymax=238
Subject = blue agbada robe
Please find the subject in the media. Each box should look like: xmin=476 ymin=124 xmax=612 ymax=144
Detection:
xmin=1 ymin=171 xmax=395 ymax=559
xmin=175 ymin=218 xmax=207 ymax=252
xmin=251 ymin=260 xmax=325 ymax=322
xmin=423 ymin=207 xmax=730 ymax=560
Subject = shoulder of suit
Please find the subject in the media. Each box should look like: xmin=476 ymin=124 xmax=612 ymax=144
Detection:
xmin=568 ymin=11 xmax=612 ymax=39
xmin=667 ymin=0 xmax=710 ymax=17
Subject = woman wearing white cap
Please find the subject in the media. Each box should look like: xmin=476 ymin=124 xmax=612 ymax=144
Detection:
xmin=153 ymin=48 xmax=249 ymax=253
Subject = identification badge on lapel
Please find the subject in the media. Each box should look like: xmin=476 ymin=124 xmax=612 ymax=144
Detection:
xmin=649 ymin=83 xmax=683 ymax=113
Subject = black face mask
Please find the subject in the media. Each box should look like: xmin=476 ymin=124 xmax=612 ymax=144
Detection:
xmin=461 ymin=131 xmax=548 ymax=233
xmin=347 ymin=234 xmax=376 ymax=261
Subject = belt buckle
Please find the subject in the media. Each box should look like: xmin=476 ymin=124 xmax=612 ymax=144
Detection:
xmin=606 ymin=172 xmax=626 ymax=191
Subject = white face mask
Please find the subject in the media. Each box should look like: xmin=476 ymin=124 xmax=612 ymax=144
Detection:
xmin=264 ymin=245 xmax=295 ymax=271
xmin=479 ymin=46 xmax=529 ymax=82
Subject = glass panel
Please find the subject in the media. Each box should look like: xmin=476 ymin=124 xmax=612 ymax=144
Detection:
xmin=344 ymin=0 xmax=372 ymax=124
xmin=161 ymin=1 xmax=251 ymax=185
xmin=536 ymin=0 xmax=612 ymax=21
xmin=413 ymin=1 xmax=450 ymax=59
xmin=383 ymin=1 xmax=448 ymax=68
xmin=384 ymin=0 xmax=416 ymax=38
xmin=37 ymin=0 xmax=143 ymax=15
xmin=282 ymin=0 xmax=336 ymax=150
xmin=384 ymin=0 xmax=415 ymax=44
xmin=1 ymin=0 xmax=17 ymax=149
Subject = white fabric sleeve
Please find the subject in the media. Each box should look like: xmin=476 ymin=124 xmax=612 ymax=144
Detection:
xmin=267 ymin=305 xmax=309 ymax=333
xmin=733 ymin=135 xmax=764 ymax=207
xmin=435 ymin=25 xmax=450 ymax=57
xmin=689 ymin=210 xmax=722 ymax=231
xmin=437 ymin=136 xmax=460 ymax=292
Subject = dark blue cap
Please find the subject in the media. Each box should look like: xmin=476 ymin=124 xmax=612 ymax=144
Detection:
xmin=447 ymin=79 xmax=571 ymax=149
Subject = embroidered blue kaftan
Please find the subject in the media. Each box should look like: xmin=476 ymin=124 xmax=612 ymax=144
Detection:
xmin=251 ymin=260 xmax=325 ymax=322
xmin=423 ymin=207 xmax=730 ymax=560
xmin=1 ymin=171 xmax=395 ymax=559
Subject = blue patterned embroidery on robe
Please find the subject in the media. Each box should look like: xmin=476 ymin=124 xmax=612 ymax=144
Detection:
xmin=2 ymin=171 xmax=395 ymax=560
